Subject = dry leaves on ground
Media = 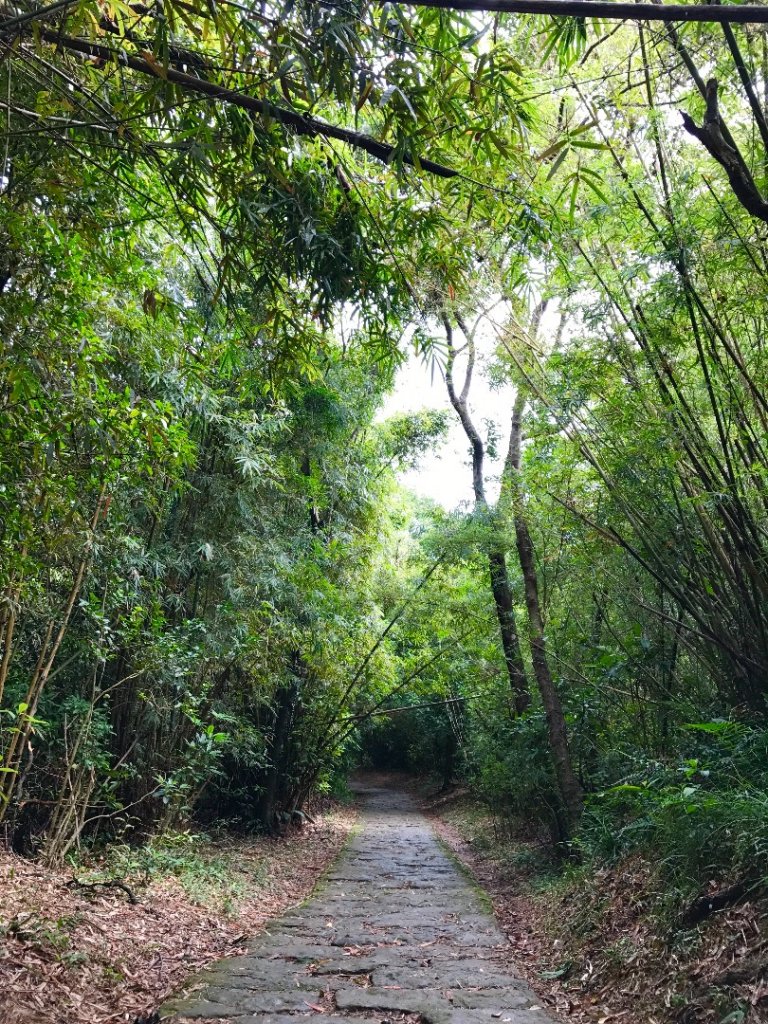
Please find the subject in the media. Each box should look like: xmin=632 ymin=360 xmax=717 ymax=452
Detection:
xmin=0 ymin=805 xmax=357 ymax=1024
xmin=425 ymin=790 xmax=768 ymax=1024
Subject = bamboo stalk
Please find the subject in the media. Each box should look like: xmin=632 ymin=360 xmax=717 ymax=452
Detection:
xmin=0 ymin=489 xmax=107 ymax=819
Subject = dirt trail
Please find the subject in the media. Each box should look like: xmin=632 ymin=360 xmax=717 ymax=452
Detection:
xmin=161 ymin=778 xmax=556 ymax=1024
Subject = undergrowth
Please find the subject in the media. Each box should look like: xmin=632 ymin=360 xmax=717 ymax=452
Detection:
xmin=464 ymin=718 xmax=768 ymax=909
xmin=71 ymin=828 xmax=269 ymax=913
xmin=429 ymin=758 xmax=768 ymax=1024
xmin=578 ymin=721 xmax=768 ymax=907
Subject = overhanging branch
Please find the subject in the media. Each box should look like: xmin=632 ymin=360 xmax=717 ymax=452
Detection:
xmin=5 ymin=26 xmax=458 ymax=178
xmin=682 ymin=78 xmax=768 ymax=224
xmin=388 ymin=0 xmax=768 ymax=23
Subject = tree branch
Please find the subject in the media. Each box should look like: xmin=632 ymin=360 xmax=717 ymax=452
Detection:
xmin=720 ymin=20 xmax=768 ymax=156
xmin=443 ymin=314 xmax=487 ymax=505
xmin=454 ymin=311 xmax=476 ymax=405
xmin=389 ymin=0 xmax=768 ymax=24
xmin=6 ymin=26 xmax=458 ymax=178
xmin=682 ymin=78 xmax=768 ymax=224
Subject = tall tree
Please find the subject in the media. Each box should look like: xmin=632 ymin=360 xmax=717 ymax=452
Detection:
xmin=443 ymin=312 xmax=531 ymax=715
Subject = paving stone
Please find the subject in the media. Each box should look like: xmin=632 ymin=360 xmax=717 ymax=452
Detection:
xmin=160 ymin=781 xmax=557 ymax=1024
xmin=335 ymin=985 xmax=433 ymax=1013
xmin=447 ymin=1011 xmax=549 ymax=1024
xmin=187 ymin=988 xmax=323 ymax=1013
xmin=309 ymin=955 xmax=390 ymax=974
xmin=449 ymin=988 xmax=537 ymax=1010
xmin=248 ymin=941 xmax=334 ymax=960
xmin=371 ymin=965 xmax=512 ymax=989
xmin=188 ymin=973 xmax=319 ymax=993
xmin=164 ymin=999 xmax=248 ymax=1017
xmin=195 ymin=961 xmax=319 ymax=989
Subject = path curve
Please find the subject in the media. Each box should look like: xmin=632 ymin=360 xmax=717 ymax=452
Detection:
xmin=162 ymin=779 xmax=555 ymax=1024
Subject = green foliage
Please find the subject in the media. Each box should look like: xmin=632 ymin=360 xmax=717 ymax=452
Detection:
xmin=0 ymin=161 xmax=448 ymax=851
xmin=579 ymin=725 xmax=768 ymax=894
xmin=468 ymin=712 xmax=560 ymax=832
xmin=95 ymin=829 xmax=265 ymax=911
xmin=2 ymin=911 xmax=81 ymax=958
xmin=3 ymin=0 xmax=768 ymax=931
xmin=376 ymin=411 xmax=450 ymax=473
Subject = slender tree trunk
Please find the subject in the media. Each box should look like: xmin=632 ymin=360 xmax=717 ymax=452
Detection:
xmin=0 ymin=489 xmax=106 ymax=819
xmin=0 ymin=603 xmax=17 ymax=710
xmin=506 ymin=387 xmax=583 ymax=834
xmin=487 ymin=550 xmax=530 ymax=714
xmin=301 ymin=454 xmax=322 ymax=533
xmin=443 ymin=314 xmax=530 ymax=714
xmin=259 ymin=654 xmax=301 ymax=832
xmin=0 ymin=544 xmax=28 ymax=708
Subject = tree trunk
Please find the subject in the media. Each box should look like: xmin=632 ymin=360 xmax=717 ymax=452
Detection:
xmin=443 ymin=314 xmax=530 ymax=714
xmin=506 ymin=388 xmax=583 ymax=835
xmin=258 ymin=655 xmax=301 ymax=832
xmin=488 ymin=549 xmax=530 ymax=714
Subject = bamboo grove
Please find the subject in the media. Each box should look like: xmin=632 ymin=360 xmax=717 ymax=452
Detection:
xmin=1 ymin=0 xmax=768 ymax=899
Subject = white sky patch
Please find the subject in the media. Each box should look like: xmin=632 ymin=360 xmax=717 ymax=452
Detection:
xmin=380 ymin=325 xmax=516 ymax=511
xmin=379 ymin=294 xmax=570 ymax=509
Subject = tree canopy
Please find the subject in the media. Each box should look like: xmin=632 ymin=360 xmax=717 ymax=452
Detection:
xmin=2 ymin=3 xmax=768 ymax=966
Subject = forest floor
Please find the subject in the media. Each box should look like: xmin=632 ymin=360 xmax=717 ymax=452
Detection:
xmin=2 ymin=780 xmax=765 ymax=1024
xmin=424 ymin=784 xmax=768 ymax=1024
xmin=0 ymin=802 xmax=357 ymax=1024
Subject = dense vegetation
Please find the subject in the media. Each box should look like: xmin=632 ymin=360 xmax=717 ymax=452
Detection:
xmin=2 ymin=0 xmax=768 ymax=944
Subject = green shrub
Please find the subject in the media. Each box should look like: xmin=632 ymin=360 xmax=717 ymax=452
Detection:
xmin=579 ymin=722 xmax=768 ymax=895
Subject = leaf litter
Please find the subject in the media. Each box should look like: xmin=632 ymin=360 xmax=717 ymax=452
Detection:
xmin=0 ymin=804 xmax=357 ymax=1024
xmin=425 ymin=789 xmax=768 ymax=1024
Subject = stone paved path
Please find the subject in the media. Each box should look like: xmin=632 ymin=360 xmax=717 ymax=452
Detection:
xmin=161 ymin=779 xmax=556 ymax=1024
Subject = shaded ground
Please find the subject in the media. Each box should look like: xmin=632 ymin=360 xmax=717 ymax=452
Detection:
xmin=0 ymin=804 xmax=355 ymax=1024
xmin=426 ymin=787 xmax=768 ymax=1024
xmin=161 ymin=778 xmax=555 ymax=1024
